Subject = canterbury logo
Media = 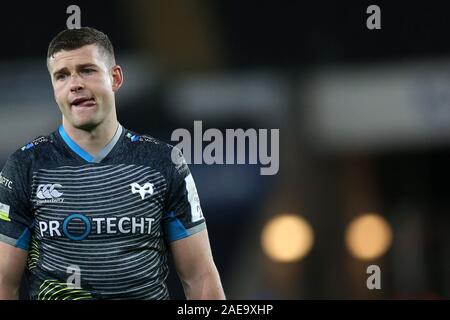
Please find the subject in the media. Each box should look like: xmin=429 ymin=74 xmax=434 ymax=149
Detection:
xmin=130 ymin=182 xmax=154 ymax=200
xmin=37 ymin=184 xmax=63 ymax=199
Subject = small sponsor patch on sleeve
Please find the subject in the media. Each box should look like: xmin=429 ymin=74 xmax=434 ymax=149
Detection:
xmin=184 ymin=174 xmax=203 ymax=222
xmin=0 ymin=172 xmax=13 ymax=191
xmin=0 ymin=202 xmax=11 ymax=222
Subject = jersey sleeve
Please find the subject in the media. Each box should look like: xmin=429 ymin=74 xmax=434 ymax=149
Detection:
xmin=162 ymin=147 xmax=206 ymax=243
xmin=0 ymin=153 xmax=33 ymax=251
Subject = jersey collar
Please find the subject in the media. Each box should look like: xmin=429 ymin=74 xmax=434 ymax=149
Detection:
xmin=58 ymin=124 xmax=123 ymax=163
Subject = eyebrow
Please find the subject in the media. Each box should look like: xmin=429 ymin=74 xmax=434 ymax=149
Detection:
xmin=52 ymin=63 xmax=99 ymax=78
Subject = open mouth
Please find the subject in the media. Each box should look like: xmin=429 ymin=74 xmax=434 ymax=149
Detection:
xmin=71 ymin=97 xmax=96 ymax=107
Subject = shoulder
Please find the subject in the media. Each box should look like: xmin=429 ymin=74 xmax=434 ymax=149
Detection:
xmin=1 ymin=133 xmax=53 ymax=184
xmin=8 ymin=133 xmax=54 ymax=164
xmin=125 ymin=128 xmax=183 ymax=162
xmin=124 ymin=130 xmax=178 ymax=157
xmin=124 ymin=130 xmax=164 ymax=146
xmin=19 ymin=135 xmax=52 ymax=152
xmin=123 ymin=129 xmax=188 ymax=177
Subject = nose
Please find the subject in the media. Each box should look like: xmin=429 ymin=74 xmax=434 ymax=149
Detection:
xmin=69 ymin=74 xmax=84 ymax=93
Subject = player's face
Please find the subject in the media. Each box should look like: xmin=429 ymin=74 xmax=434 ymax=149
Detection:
xmin=48 ymin=44 xmax=123 ymax=131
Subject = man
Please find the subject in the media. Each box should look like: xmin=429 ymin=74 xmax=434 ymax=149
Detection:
xmin=0 ymin=27 xmax=225 ymax=300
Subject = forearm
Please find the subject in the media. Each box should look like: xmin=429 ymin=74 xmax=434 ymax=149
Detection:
xmin=0 ymin=278 xmax=20 ymax=300
xmin=0 ymin=243 xmax=27 ymax=300
xmin=182 ymin=266 xmax=226 ymax=300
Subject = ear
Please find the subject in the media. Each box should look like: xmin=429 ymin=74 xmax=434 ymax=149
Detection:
xmin=111 ymin=65 xmax=123 ymax=92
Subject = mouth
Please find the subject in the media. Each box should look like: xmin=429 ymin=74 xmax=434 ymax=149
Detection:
xmin=70 ymin=97 xmax=96 ymax=108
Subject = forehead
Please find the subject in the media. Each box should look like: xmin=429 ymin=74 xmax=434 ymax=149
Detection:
xmin=48 ymin=44 xmax=106 ymax=71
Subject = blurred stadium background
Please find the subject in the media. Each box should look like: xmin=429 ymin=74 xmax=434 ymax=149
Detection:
xmin=0 ymin=0 xmax=449 ymax=299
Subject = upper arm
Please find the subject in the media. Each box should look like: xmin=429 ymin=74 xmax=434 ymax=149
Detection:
xmin=0 ymin=242 xmax=28 ymax=299
xmin=169 ymin=228 xmax=216 ymax=282
xmin=163 ymin=148 xmax=224 ymax=297
xmin=0 ymin=154 xmax=33 ymax=299
xmin=162 ymin=148 xmax=206 ymax=243
xmin=0 ymin=154 xmax=34 ymax=251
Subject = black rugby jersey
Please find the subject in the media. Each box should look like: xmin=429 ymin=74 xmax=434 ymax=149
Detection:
xmin=0 ymin=124 xmax=206 ymax=299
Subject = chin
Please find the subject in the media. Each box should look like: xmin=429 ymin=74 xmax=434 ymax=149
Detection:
xmin=72 ymin=120 xmax=101 ymax=131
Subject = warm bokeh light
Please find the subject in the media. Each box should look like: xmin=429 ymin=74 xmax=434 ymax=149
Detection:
xmin=261 ymin=214 xmax=314 ymax=262
xmin=345 ymin=213 xmax=393 ymax=260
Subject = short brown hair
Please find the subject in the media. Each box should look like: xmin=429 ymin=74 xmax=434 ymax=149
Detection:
xmin=47 ymin=27 xmax=116 ymax=67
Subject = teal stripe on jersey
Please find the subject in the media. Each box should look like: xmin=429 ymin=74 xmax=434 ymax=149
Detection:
xmin=58 ymin=126 xmax=93 ymax=162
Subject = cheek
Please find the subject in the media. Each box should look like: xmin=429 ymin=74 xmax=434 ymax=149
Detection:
xmin=95 ymin=81 xmax=113 ymax=100
xmin=53 ymin=91 xmax=62 ymax=104
xmin=53 ymin=84 xmax=66 ymax=102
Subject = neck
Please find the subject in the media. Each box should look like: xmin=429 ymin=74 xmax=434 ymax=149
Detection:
xmin=61 ymin=117 xmax=119 ymax=157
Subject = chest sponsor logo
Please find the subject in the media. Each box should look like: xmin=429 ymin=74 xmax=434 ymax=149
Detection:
xmin=130 ymin=182 xmax=154 ymax=200
xmin=38 ymin=213 xmax=155 ymax=241
xmin=36 ymin=184 xmax=64 ymax=204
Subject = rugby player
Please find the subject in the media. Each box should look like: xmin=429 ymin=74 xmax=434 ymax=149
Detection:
xmin=0 ymin=27 xmax=225 ymax=300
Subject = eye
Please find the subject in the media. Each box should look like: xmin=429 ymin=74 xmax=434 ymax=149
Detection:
xmin=82 ymin=68 xmax=95 ymax=75
xmin=55 ymin=74 xmax=67 ymax=81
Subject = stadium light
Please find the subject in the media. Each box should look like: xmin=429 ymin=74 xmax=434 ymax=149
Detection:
xmin=261 ymin=214 xmax=314 ymax=263
xmin=345 ymin=213 xmax=393 ymax=260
